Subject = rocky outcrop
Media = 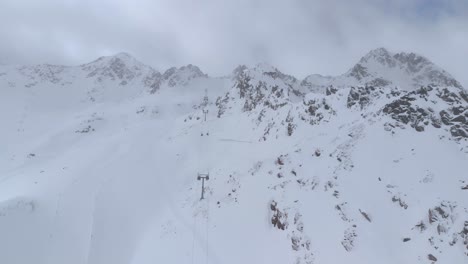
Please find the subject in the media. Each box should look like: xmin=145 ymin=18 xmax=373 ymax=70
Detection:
xmin=18 ymin=64 xmax=68 ymax=85
xmin=347 ymin=86 xmax=382 ymax=110
xmin=232 ymin=64 xmax=293 ymax=112
xmin=162 ymin=64 xmax=207 ymax=87
xmin=410 ymin=201 xmax=468 ymax=257
xmin=348 ymin=64 xmax=369 ymax=81
xmin=382 ymin=86 xmax=468 ymax=138
xmin=270 ymin=200 xmax=288 ymax=230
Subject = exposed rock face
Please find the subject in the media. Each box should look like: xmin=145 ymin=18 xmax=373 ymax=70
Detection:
xmin=143 ymin=71 xmax=163 ymax=94
xmin=162 ymin=64 xmax=207 ymax=87
xmin=347 ymin=86 xmax=381 ymax=109
xmin=77 ymin=52 xmax=169 ymax=95
xmin=232 ymin=64 xmax=294 ymax=112
xmin=359 ymin=48 xmax=462 ymax=89
xmin=302 ymin=47 xmax=463 ymax=91
xmin=428 ymin=253 xmax=438 ymax=262
xmin=393 ymin=52 xmax=431 ymax=73
xmin=407 ymin=201 xmax=468 ymax=258
xmin=383 ymin=95 xmax=431 ymax=132
xmin=270 ymin=200 xmax=288 ymax=230
xmin=222 ymin=59 xmax=466 ymax=144
xmin=18 ymin=64 xmax=68 ymax=84
xmin=461 ymin=221 xmax=468 ymax=255
xmin=348 ymin=64 xmax=369 ymax=81
xmin=341 ymin=227 xmax=357 ymax=252
xmin=366 ymin=77 xmax=391 ymax=87
xmin=359 ymin=47 xmax=396 ymax=67
xmin=325 ymin=86 xmax=337 ymax=96
xmin=215 ymin=92 xmax=231 ymax=118
xmin=82 ymin=53 xmax=148 ymax=85
xmin=380 ymin=86 xmax=468 ymax=138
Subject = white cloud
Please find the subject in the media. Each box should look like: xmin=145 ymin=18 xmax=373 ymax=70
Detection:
xmin=0 ymin=0 xmax=467 ymax=87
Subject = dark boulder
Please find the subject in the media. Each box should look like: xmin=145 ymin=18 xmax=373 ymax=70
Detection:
xmin=452 ymin=115 xmax=466 ymax=124
xmin=326 ymin=86 xmax=337 ymax=96
xmin=450 ymin=125 xmax=468 ymax=138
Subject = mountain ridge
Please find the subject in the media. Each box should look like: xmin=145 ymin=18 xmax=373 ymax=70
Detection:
xmin=1 ymin=48 xmax=464 ymax=93
xmin=303 ymin=47 xmax=463 ymax=93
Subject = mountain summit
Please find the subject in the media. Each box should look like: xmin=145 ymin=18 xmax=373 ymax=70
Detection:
xmin=303 ymin=48 xmax=463 ymax=92
xmin=349 ymin=47 xmax=462 ymax=89
xmin=80 ymin=52 xmax=154 ymax=85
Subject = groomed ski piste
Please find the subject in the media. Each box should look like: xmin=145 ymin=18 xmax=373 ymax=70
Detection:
xmin=0 ymin=48 xmax=467 ymax=264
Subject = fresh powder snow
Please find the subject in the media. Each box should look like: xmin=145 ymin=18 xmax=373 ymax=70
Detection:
xmin=0 ymin=48 xmax=467 ymax=264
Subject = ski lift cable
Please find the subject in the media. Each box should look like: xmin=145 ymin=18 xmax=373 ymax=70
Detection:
xmin=191 ymin=213 xmax=197 ymax=264
xmin=205 ymin=196 xmax=210 ymax=264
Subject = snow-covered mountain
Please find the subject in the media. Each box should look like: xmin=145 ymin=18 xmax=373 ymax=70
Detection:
xmin=302 ymin=48 xmax=462 ymax=92
xmin=0 ymin=49 xmax=467 ymax=264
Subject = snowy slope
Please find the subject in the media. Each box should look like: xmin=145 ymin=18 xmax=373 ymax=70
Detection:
xmin=0 ymin=49 xmax=467 ymax=264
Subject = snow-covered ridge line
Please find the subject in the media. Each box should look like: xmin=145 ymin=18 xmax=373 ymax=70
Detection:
xmin=0 ymin=48 xmax=464 ymax=96
xmin=303 ymin=47 xmax=463 ymax=92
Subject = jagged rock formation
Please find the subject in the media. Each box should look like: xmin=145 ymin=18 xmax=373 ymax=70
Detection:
xmin=162 ymin=64 xmax=207 ymax=87
xmin=302 ymin=47 xmax=462 ymax=92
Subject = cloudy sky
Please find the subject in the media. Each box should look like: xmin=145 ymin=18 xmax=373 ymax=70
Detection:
xmin=1 ymin=0 xmax=467 ymax=87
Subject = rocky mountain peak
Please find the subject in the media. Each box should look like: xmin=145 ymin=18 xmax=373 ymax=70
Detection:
xmin=358 ymin=48 xmax=434 ymax=75
xmin=83 ymin=52 xmax=144 ymax=69
xmin=225 ymin=63 xmax=303 ymax=114
xmin=393 ymin=52 xmax=431 ymax=73
xmin=232 ymin=63 xmax=297 ymax=83
xmin=80 ymin=52 xmax=152 ymax=84
xmin=347 ymin=48 xmax=463 ymax=90
xmin=162 ymin=64 xmax=207 ymax=87
xmin=301 ymin=47 xmax=464 ymax=94
xmin=252 ymin=62 xmax=278 ymax=73
xmin=359 ymin=47 xmax=395 ymax=67
xmin=231 ymin=65 xmax=248 ymax=78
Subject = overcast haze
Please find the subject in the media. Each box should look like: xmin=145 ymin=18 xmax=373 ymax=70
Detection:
xmin=1 ymin=0 xmax=467 ymax=87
